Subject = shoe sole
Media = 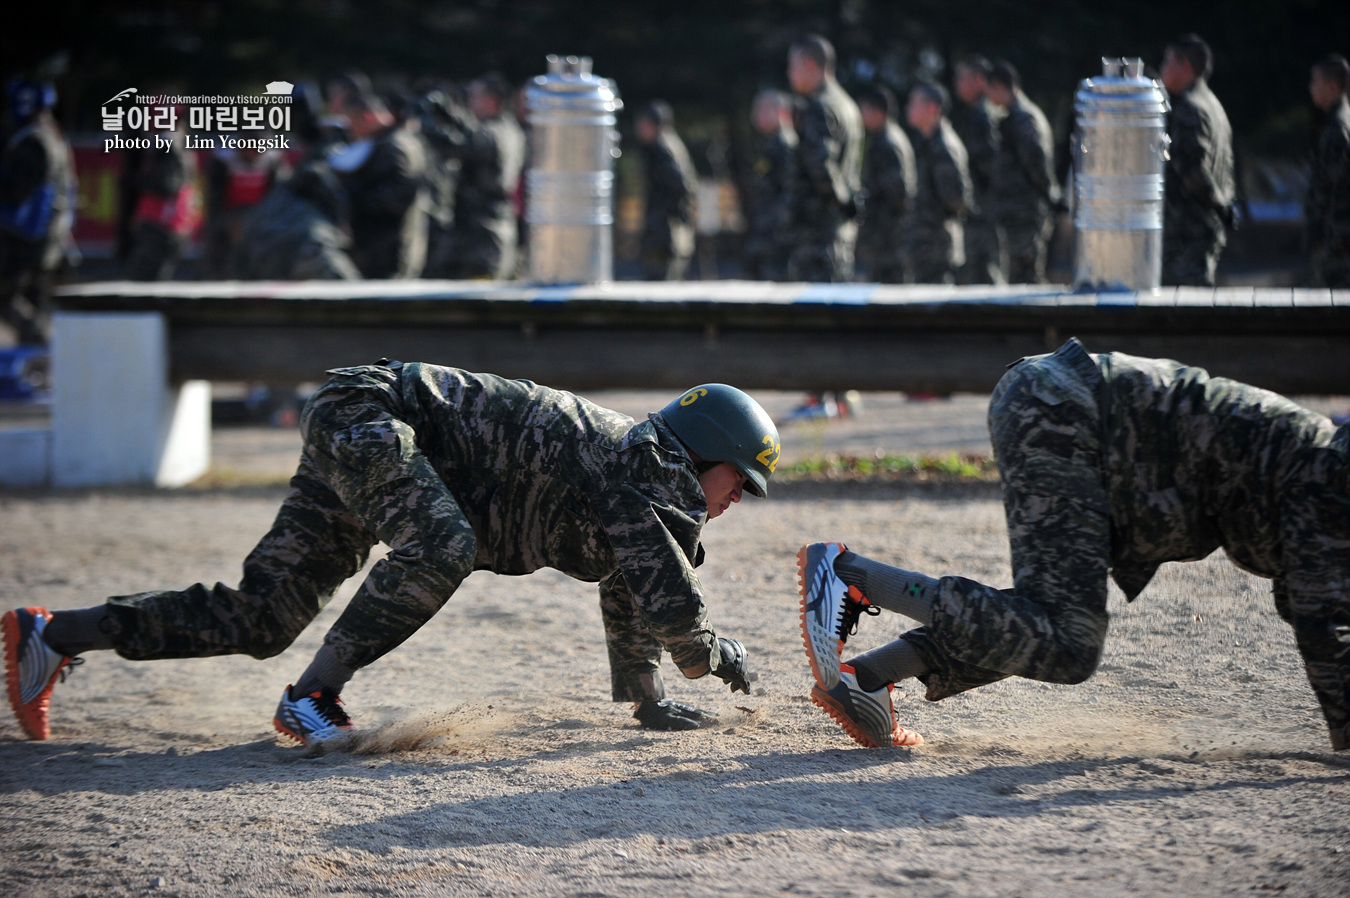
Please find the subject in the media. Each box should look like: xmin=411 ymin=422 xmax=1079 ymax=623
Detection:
xmin=272 ymin=717 xmax=310 ymax=745
xmin=798 ymin=544 xmax=844 ymax=691
xmin=3 ymin=607 xmax=66 ymax=741
xmin=810 ymin=683 xmax=924 ymax=749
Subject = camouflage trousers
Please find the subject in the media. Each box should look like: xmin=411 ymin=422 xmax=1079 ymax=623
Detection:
xmin=106 ymin=373 xmax=479 ymax=670
xmin=1000 ymin=216 xmax=1053 ymax=284
xmin=957 ymin=214 xmax=1003 ymax=285
xmin=788 ymin=222 xmax=857 ymax=283
xmin=900 ymin=340 xmax=1112 ymax=700
xmin=1162 ymin=216 xmax=1225 ymax=287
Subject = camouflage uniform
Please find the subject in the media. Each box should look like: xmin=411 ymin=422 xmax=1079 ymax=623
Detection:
xmin=897 ymin=339 xmax=1350 ymax=751
xmin=639 ymin=127 xmax=698 ymax=281
xmin=903 ymin=118 xmax=972 ymax=284
xmin=856 ymin=119 xmax=916 ymax=283
xmin=743 ymin=125 xmax=797 ymax=281
xmin=231 ymin=162 xmax=361 ymax=280
xmin=343 ymin=123 xmax=429 ymax=279
xmin=1306 ymin=94 xmax=1350 ymax=288
xmin=423 ymin=109 xmax=525 ymax=280
xmin=0 ymin=114 xmax=75 ymax=344
xmin=787 ymin=79 xmax=864 ymax=282
xmin=102 ymin=363 xmax=732 ymax=703
xmin=1162 ymin=77 xmax=1235 ymax=287
xmin=950 ymin=96 xmax=1003 ymax=284
xmin=991 ymin=90 xmax=1059 ymax=284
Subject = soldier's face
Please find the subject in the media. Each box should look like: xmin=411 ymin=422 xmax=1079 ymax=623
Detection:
xmin=1160 ymin=49 xmax=1193 ymax=95
xmin=699 ymin=463 xmax=747 ymax=519
xmin=1310 ymin=70 xmax=1341 ymax=111
xmin=788 ymin=52 xmax=822 ymax=95
xmin=954 ymin=67 xmax=984 ymax=104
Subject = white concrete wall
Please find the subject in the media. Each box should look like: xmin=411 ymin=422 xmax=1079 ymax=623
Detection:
xmin=50 ymin=312 xmax=211 ymax=487
xmin=0 ymin=428 xmax=51 ymax=488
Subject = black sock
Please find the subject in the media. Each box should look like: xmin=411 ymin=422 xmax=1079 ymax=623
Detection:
xmin=43 ymin=605 xmax=120 ymax=656
xmin=849 ymin=638 xmax=929 ymax=691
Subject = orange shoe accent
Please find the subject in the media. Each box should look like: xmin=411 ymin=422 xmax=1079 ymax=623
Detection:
xmin=797 ymin=543 xmax=848 ymax=690
xmin=272 ymin=717 xmax=306 ymax=745
xmin=3 ymin=607 xmax=68 ymax=741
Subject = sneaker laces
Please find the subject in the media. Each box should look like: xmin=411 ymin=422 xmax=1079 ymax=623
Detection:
xmin=839 ymin=596 xmax=880 ymax=644
xmin=58 ymin=656 xmax=84 ymax=683
xmin=305 ymin=689 xmax=351 ymax=728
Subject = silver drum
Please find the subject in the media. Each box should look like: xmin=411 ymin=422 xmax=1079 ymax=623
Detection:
xmin=525 ymin=55 xmax=623 ymax=284
xmin=1072 ymin=58 xmax=1169 ymax=291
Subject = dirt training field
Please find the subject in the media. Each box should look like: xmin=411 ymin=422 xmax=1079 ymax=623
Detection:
xmin=2 ymin=390 xmax=1347 ymax=897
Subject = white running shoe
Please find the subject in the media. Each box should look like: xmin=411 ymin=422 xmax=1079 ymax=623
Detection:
xmin=3 ymin=607 xmax=76 ymax=741
xmin=273 ymin=685 xmax=353 ymax=746
xmin=811 ymin=663 xmax=924 ymax=748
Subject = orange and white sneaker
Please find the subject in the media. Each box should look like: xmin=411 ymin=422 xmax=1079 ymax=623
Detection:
xmin=798 ymin=542 xmax=877 ymax=690
xmin=3 ymin=607 xmax=76 ymax=740
xmin=273 ymin=685 xmax=353 ymax=746
xmin=811 ymin=663 xmax=924 ymax=749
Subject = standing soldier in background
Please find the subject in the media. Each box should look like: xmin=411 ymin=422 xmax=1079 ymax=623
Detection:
xmin=1159 ymin=34 xmax=1235 ymax=287
xmin=123 ymin=111 xmax=196 ymax=281
xmin=743 ymin=89 xmax=797 ymax=281
xmin=231 ymin=160 xmax=361 ymax=281
xmin=903 ymin=83 xmax=972 ymax=284
xmin=635 ymin=100 xmax=697 ymax=281
xmin=330 ymin=85 xmax=429 ymax=279
xmin=1306 ymin=54 xmax=1350 ymax=288
xmin=202 ymin=145 xmax=286 ymax=279
xmin=987 ymin=61 xmax=1059 ymax=284
xmin=422 ymin=75 xmax=525 ymax=280
xmin=0 ymin=78 xmax=75 ymax=345
xmin=950 ymin=56 xmax=1002 ymax=284
xmin=855 ymin=85 xmax=916 ymax=283
xmin=785 ymin=34 xmax=864 ymax=282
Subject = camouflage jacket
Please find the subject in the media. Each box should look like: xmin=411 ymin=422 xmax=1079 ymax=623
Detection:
xmin=368 ymin=363 xmax=722 ymax=677
xmin=991 ymin=90 xmax=1059 ymax=223
xmin=789 ymin=77 xmax=863 ymax=235
xmin=1095 ymin=343 xmax=1343 ymax=601
xmin=906 ymin=119 xmax=971 ymax=238
xmin=857 ymin=119 xmax=916 ymax=250
xmin=1306 ymin=95 xmax=1350 ymax=256
xmin=1164 ymin=77 xmax=1235 ymax=236
xmin=744 ymin=126 xmax=797 ymax=256
xmin=640 ymin=128 xmax=698 ymax=252
xmin=950 ymin=98 xmax=999 ymax=215
xmin=343 ymin=122 xmax=429 ymax=278
xmin=426 ymin=110 xmax=525 ymax=233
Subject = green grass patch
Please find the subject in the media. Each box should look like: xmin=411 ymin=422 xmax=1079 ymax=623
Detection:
xmin=780 ymin=452 xmax=998 ymax=482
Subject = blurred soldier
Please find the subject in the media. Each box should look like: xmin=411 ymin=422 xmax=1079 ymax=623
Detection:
xmin=202 ymin=145 xmax=286 ymax=279
xmin=635 ymin=100 xmax=697 ymax=281
xmin=785 ymin=34 xmax=864 ymax=282
xmin=330 ymin=87 xmax=429 ymax=279
xmin=1160 ymin=34 xmax=1235 ymax=287
xmin=987 ymin=61 xmax=1059 ymax=284
xmin=123 ymin=112 xmax=197 ymax=281
xmin=231 ymin=160 xmax=361 ymax=280
xmin=6 ymin=371 xmax=778 ymax=743
xmin=855 ymin=85 xmax=915 ymax=283
xmin=800 ymin=339 xmax=1350 ymax=753
xmin=743 ymin=89 xmax=796 ymax=281
xmin=0 ymin=78 xmax=75 ymax=345
xmin=950 ymin=56 xmax=1003 ymax=284
xmin=422 ymin=75 xmax=525 ymax=280
xmin=1306 ymin=54 xmax=1350 ymax=288
xmin=904 ymin=83 xmax=972 ymax=284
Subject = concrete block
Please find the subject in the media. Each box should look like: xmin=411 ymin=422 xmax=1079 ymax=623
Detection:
xmin=0 ymin=427 xmax=51 ymax=487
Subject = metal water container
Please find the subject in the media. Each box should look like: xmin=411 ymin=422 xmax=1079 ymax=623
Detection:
xmin=525 ymin=55 xmax=623 ymax=284
xmin=1072 ymin=57 xmax=1169 ymax=291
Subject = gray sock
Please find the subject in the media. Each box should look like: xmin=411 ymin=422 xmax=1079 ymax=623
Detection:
xmin=293 ymin=644 xmax=357 ymax=696
xmin=43 ymin=605 xmax=120 ymax=656
xmin=834 ymin=551 xmax=939 ymax=625
xmin=850 ymin=638 xmax=929 ymax=692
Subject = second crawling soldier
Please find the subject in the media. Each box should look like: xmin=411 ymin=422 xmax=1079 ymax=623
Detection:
xmin=6 ymin=367 xmax=780 ymax=744
xmin=798 ymin=339 xmax=1350 ymax=753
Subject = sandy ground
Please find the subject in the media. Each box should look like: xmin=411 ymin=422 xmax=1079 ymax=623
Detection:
xmin=2 ymin=390 xmax=1348 ymax=898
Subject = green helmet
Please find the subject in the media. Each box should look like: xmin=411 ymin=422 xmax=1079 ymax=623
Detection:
xmin=657 ymin=384 xmax=781 ymax=498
